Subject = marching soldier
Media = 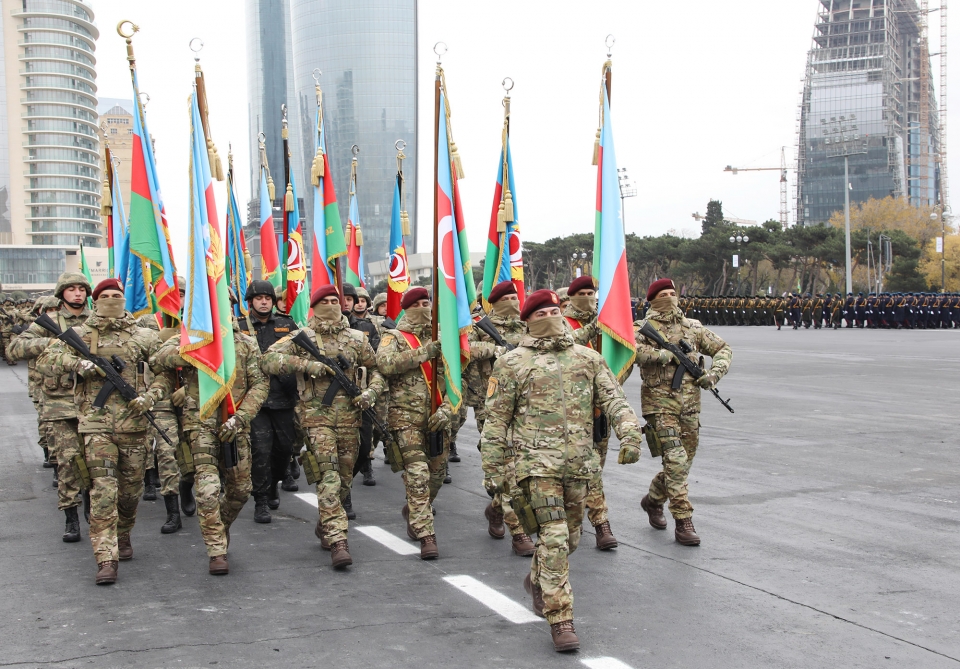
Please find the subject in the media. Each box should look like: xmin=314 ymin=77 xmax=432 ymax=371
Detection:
xmin=36 ymin=279 xmax=169 ymax=584
xmin=262 ymin=285 xmax=384 ymax=561
xmin=376 ymin=287 xmax=454 ymax=560
xmin=635 ymin=279 xmax=732 ymax=546
xmin=465 ymin=281 xmax=534 ymax=556
xmin=481 ymin=289 xmax=643 ymax=652
xmin=151 ymin=296 xmax=268 ymax=576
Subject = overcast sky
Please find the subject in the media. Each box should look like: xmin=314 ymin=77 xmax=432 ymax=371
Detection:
xmin=91 ymin=0 xmax=957 ymax=264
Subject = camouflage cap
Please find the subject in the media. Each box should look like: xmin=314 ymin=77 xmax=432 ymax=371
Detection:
xmin=54 ymin=271 xmax=92 ymax=299
xmin=372 ymin=292 xmax=387 ymax=309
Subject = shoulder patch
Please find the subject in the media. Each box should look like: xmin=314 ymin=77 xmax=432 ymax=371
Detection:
xmin=274 ymin=327 xmax=290 ymax=333
xmin=381 ymin=333 xmax=395 ymax=347
xmin=487 ymin=376 xmax=499 ymax=398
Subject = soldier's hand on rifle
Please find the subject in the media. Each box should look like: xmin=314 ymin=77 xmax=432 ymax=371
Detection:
xmin=73 ymin=359 xmax=99 ymax=379
xmin=696 ymin=372 xmax=718 ymax=389
xmin=218 ymin=415 xmax=243 ymax=442
xmin=656 ymin=349 xmax=678 ymax=365
xmin=304 ymin=361 xmax=330 ymax=378
xmin=128 ymin=393 xmax=155 ymax=416
xmin=617 ymin=436 xmax=642 ymax=464
xmin=427 ymin=404 xmax=451 ymax=432
xmin=352 ymin=389 xmax=374 ymax=410
xmin=171 ymin=386 xmax=187 ymax=407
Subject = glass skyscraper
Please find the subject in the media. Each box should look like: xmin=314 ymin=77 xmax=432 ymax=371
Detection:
xmin=288 ymin=0 xmax=418 ymax=281
xmin=797 ymin=0 xmax=940 ymax=226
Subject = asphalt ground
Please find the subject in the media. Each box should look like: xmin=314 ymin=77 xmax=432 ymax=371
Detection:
xmin=0 ymin=325 xmax=958 ymax=668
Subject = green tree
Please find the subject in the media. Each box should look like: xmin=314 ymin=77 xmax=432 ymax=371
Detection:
xmin=702 ymin=199 xmax=724 ymax=235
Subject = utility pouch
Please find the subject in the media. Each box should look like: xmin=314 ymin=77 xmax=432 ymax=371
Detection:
xmin=592 ymin=409 xmax=609 ymax=443
xmin=300 ymin=450 xmax=322 ymax=486
xmin=643 ymin=423 xmax=663 ymax=458
xmin=222 ymin=439 xmax=239 ymax=470
xmin=427 ymin=430 xmax=445 ymax=459
xmin=384 ymin=436 xmax=404 ymax=474
xmin=531 ymin=495 xmax=567 ymax=526
xmin=176 ymin=440 xmax=195 ymax=476
xmin=73 ymin=453 xmax=92 ymax=491
xmin=513 ymin=481 xmax=540 ymax=537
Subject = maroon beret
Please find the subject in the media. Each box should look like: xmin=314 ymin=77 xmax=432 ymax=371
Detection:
xmin=520 ymin=289 xmax=560 ymax=321
xmin=92 ymin=278 xmax=123 ymax=300
xmin=568 ymin=275 xmax=597 ymax=296
xmin=487 ymin=281 xmax=517 ymax=304
xmin=400 ymin=287 xmax=429 ymax=310
xmin=646 ymin=278 xmax=676 ymax=302
xmin=310 ymin=284 xmax=340 ymax=306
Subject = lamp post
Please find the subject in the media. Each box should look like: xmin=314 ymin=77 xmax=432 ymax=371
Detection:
xmin=823 ymin=115 xmax=867 ymax=295
xmin=932 ymin=208 xmax=948 ymax=292
xmin=617 ymin=168 xmax=637 ymax=228
xmin=728 ymin=232 xmax=750 ymax=293
xmin=570 ymin=249 xmax=590 ymax=279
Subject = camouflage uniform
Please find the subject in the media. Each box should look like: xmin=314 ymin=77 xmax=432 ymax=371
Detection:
xmin=261 ymin=315 xmax=384 ymax=540
xmin=36 ymin=312 xmax=168 ymax=565
xmin=137 ymin=314 xmax=182 ymax=497
xmin=466 ymin=312 xmax=525 ymax=536
xmin=634 ymin=306 xmax=732 ymax=519
xmin=481 ymin=330 xmax=642 ymax=625
xmin=10 ymin=303 xmax=90 ymax=511
xmin=1 ymin=299 xmax=18 ymax=363
xmin=151 ymin=323 xmax=267 ymax=558
xmin=11 ymin=297 xmax=57 ymax=461
xmin=376 ymin=316 xmax=449 ymax=539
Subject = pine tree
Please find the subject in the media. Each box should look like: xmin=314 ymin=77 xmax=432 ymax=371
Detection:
xmin=703 ymin=199 xmax=724 ymax=235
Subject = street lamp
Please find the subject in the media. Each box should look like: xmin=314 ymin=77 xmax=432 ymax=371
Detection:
xmin=823 ymin=115 xmax=867 ymax=295
xmin=932 ymin=208 xmax=949 ymax=292
xmin=728 ymin=232 xmax=750 ymax=293
xmin=570 ymin=249 xmax=590 ymax=279
xmin=617 ymin=167 xmax=637 ymax=228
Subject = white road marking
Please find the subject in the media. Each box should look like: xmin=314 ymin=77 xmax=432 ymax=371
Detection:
xmin=294 ymin=492 xmax=317 ymax=507
xmin=355 ymin=525 xmax=420 ymax=556
xmin=443 ymin=575 xmax=540 ymax=624
xmin=582 ymin=658 xmax=634 ymax=669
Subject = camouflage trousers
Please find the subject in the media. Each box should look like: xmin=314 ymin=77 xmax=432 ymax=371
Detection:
xmin=644 ymin=412 xmax=700 ymax=519
xmin=44 ymin=418 xmax=82 ymax=510
xmin=32 ymin=397 xmax=47 ymax=455
xmin=184 ymin=429 xmax=252 ymax=557
xmin=477 ymin=415 xmax=522 ymax=536
xmin=83 ymin=431 xmax=147 ymax=564
xmin=394 ymin=426 xmax=449 ymax=539
xmin=524 ymin=475 xmax=587 ymax=625
xmin=145 ymin=410 xmax=181 ymax=496
xmin=334 ymin=426 xmax=359 ymax=502
xmin=584 ymin=436 xmax=610 ymax=526
xmin=449 ymin=403 xmax=468 ymax=446
xmin=304 ymin=425 xmax=349 ymax=544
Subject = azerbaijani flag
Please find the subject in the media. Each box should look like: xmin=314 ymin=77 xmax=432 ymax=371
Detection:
xmin=285 ymin=173 xmax=308 ymax=326
xmin=309 ymin=108 xmax=346 ymax=295
xmin=436 ymin=85 xmax=475 ymax=411
xmin=259 ymin=167 xmax=281 ymax=293
xmin=226 ymin=163 xmax=252 ymax=321
xmin=345 ymin=183 xmax=365 ymax=288
xmin=180 ymin=88 xmax=235 ymax=419
xmin=386 ymin=171 xmax=410 ymax=319
xmin=592 ymin=84 xmax=636 ymax=381
xmin=79 ymin=242 xmax=93 ymax=309
xmin=482 ymin=133 xmax=524 ymax=310
xmin=128 ymin=70 xmax=180 ymax=321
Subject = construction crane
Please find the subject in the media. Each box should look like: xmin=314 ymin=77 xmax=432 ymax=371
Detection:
xmin=723 ymin=147 xmax=793 ymax=228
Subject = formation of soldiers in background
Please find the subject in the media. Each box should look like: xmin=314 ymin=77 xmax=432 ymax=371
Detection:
xmin=669 ymin=292 xmax=960 ymax=330
xmin=3 ymin=272 xmax=733 ymax=654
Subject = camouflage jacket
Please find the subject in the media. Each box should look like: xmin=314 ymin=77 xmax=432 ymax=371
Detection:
xmin=261 ymin=315 xmax=384 ymax=429
xmin=481 ymin=331 xmax=642 ymax=482
xmin=562 ymin=303 xmax=600 ymax=347
xmin=136 ymin=313 xmax=179 ymax=414
xmin=10 ymin=305 xmax=90 ymax=421
xmin=35 ymin=312 xmax=168 ymax=433
xmin=633 ymin=307 xmax=732 ymax=416
xmin=463 ymin=313 xmax=525 ymax=408
xmin=375 ymin=316 xmax=445 ymax=430
xmin=150 ymin=322 xmax=267 ymax=432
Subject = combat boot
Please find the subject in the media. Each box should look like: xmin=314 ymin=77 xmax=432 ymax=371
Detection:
xmin=343 ymin=492 xmax=356 ymax=520
xmin=142 ymin=468 xmax=158 ymax=501
xmin=267 ymin=480 xmax=280 ymax=510
xmin=42 ymin=447 xmax=54 ymax=468
xmin=361 ymin=460 xmax=376 ymax=486
xmin=254 ymin=498 xmax=271 ymax=524
xmin=443 ymin=463 xmax=452 ymax=485
xmin=675 ymin=517 xmax=701 ymax=546
xmin=419 ymin=534 xmax=439 ymax=560
xmin=118 ymin=533 xmax=133 ymax=560
xmin=161 ymin=494 xmax=182 ymax=534
xmin=209 ymin=555 xmax=229 ymax=575
xmin=511 ymin=533 xmax=535 ymax=557
xmin=96 ymin=560 xmax=118 ymax=585
xmin=62 ymin=507 xmax=80 ymax=543
xmin=523 ymin=572 xmax=545 ymax=617
xmin=484 ymin=502 xmax=505 ymax=539
xmin=640 ymin=494 xmax=668 ymax=530
xmin=401 ymin=504 xmax=416 ymax=540
xmin=315 ymin=519 xmax=331 ymax=549
xmin=330 ymin=540 xmax=353 ymax=569
xmin=280 ymin=472 xmax=299 ymax=492
xmin=179 ymin=476 xmax=196 ymax=517
xmin=550 ymin=621 xmax=580 ymax=652
xmin=449 ymin=441 xmax=460 ymax=463
xmin=288 ymin=457 xmax=300 ymax=481
xmin=594 ymin=521 xmax=618 ymax=550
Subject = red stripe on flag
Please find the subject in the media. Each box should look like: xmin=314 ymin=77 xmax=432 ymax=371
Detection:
xmin=597 ymin=251 xmax=634 ymax=342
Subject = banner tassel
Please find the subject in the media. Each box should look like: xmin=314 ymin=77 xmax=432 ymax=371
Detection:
xmin=284 ymin=182 xmax=295 ymax=212
xmin=591 ymin=129 xmax=601 ymax=165
xmin=401 ymin=211 xmax=410 ymax=236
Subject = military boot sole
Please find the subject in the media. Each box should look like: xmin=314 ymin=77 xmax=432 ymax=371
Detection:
xmin=675 ymin=531 xmax=701 ymax=546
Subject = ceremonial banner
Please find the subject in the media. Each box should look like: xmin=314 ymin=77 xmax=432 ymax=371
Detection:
xmin=308 ymin=100 xmax=346 ymax=295
xmin=345 ymin=161 xmax=365 ymax=288
xmin=258 ymin=138 xmax=281 ymax=294
xmin=79 ymin=242 xmax=93 ymax=309
xmin=284 ymin=172 xmax=308 ymax=326
xmin=226 ymin=155 xmax=252 ymax=320
xmin=387 ymin=168 xmax=410 ymax=320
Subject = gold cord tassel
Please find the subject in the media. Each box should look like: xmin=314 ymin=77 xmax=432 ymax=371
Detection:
xmin=100 ymin=179 xmax=112 ymax=217
xmin=266 ymin=176 xmax=276 ymax=202
xmin=503 ymin=188 xmax=515 ymax=223
xmin=355 ymin=227 xmax=363 ymax=246
xmin=401 ymin=210 xmax=410 ymax=236
xmin=450 ymin=141 xmax=465 ymax=179
xmin=284 ymin=182 xmax=294 ymax=212
xmin=310 ymin=148 xmax=324 ymax=185
xmin=496 ymin=201 xmax=506 ymax=233
xmin=591 ymin=129 xmax=601 ymax=165
xmin=207 ymin=139 xmax=224 ymax=181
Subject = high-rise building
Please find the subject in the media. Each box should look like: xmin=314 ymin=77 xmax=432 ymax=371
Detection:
xmin=97 ymin=99 xmax=133 ymax=215
xmin=288 ymin=0 xmax=418 ymax=282
xmin=796 ymin=0 xmax=940 ymax=226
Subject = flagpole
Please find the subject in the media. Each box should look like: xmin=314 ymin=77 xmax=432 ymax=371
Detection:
xmin=281 ymin=105 xmax=292 ymax=302
xmin=431 ymin=56 xmax=442 ymax=417
xmin=597 ymin=37 xmax=615 ymax=354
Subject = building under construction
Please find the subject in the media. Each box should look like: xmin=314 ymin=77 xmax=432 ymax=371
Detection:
xmin=796 ymin=0 xmax=946 ymax=226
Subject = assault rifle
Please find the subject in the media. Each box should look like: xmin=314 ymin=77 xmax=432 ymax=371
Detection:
xmin=34 ymin=312 xmax=174 ymax=443
xmin=637 ymin=321 xmax=734 ymax=414
xmin=474 ymin=316 xmax=515 ymax=351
